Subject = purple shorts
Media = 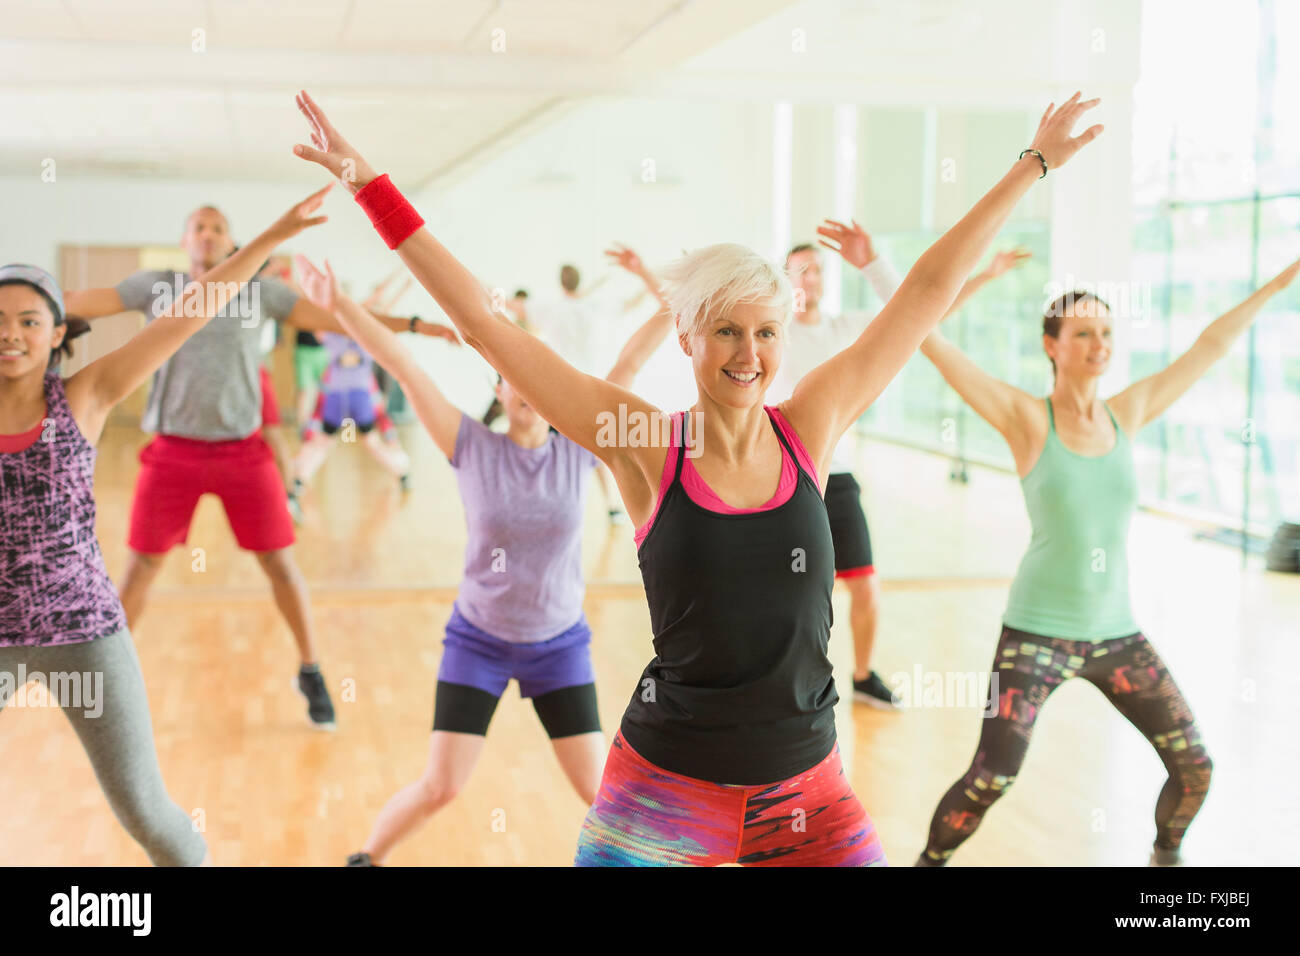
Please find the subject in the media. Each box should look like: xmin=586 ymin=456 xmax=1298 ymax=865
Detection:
xmin=322 ymin=387 xmax=376 ymax=429
xmin=438 ymin=605 xmax=594 ymax=699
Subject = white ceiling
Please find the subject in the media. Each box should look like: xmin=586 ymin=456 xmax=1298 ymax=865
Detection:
xmin=0 ymin=0 xmax=798 ymax=183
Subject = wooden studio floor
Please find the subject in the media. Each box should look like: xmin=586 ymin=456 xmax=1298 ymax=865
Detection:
xmin=1 ymin=422 xmax=1296 ymax=867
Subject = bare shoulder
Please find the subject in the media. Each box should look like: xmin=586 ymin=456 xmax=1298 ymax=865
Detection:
xmin=1012 ymin=390 xmax=1050 ymax=435
xmin=1104 ymin=390 xmax=1142 ymax=438
xmin=774 ymin=395 xmax=835 ymax=478
xmin=58 ymin=369 xmax=108 ymax=445
xmin=61 ymin=368 xmax=95 ymax=416
xmin=1007 ymin=393 xmax=1050 ymax=476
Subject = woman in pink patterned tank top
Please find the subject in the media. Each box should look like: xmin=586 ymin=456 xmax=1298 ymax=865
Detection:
xmin=0 ymin=188 xmax=327 ymax=865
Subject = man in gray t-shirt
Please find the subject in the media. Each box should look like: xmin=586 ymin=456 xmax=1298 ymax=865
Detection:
xmin=65 ymin=203 xmax=451 ymax=731
xmin=114 ymin=268 xmax=299 ymax=441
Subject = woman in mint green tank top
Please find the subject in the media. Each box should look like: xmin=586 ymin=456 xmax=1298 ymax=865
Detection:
xmin=913 ymin=258 xmax=1299 ymax=867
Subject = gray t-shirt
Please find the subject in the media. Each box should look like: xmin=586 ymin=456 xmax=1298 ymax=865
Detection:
xmin=116 ymin=270 xmax=299 ymax=440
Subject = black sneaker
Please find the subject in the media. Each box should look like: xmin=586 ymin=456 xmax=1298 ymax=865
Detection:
xmin=853 ymin=671 xmax=901 ymax=711
xmin=346 ymin=852 xmax=378 ymax=867
xmin=296 ymin=667 xmax=337 ymax=731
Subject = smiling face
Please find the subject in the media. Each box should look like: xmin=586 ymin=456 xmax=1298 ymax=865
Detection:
xmin=1045 ymin=299 xmax=1112 ymax=380
xmin=682 ymin=299 xmax=786 ymax=410
xmin=181 ymin=206 xmax=235 ymax=272
xmin=0 ymin=282 xmax=62 ymax=380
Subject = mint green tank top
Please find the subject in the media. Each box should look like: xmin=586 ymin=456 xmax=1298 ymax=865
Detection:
xmin=1002 ymin=398 xmax=1140 ymax=640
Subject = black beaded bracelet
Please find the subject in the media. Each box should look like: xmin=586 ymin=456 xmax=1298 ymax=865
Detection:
xmin=1019 ymin=148 xmax=1048 ymax=178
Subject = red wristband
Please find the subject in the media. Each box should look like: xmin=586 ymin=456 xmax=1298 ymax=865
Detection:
xmin=354 ymin=173 xmax=425 ymax=249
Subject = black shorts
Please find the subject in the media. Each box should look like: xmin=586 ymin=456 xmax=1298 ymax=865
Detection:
xmin=823 ymin=472 xmax=874 ymax=576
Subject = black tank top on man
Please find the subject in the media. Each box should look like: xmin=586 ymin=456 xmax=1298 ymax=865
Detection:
xmin=619 ymin=407 xmax=839 ymax=785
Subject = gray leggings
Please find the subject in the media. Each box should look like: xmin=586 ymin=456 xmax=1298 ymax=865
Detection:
xmin=0 ymin=629 xmax=208 ymax=866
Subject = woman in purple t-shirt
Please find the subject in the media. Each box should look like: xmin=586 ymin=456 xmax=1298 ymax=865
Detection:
xmin=288 ymin=330 xmax=416 ymax=503
xmin=0 ymin=188 xmax=327 ymax=865
xmin=290 ymin=254 xmax=672 ymax=866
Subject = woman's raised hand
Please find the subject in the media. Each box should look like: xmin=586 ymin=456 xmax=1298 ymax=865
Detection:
xmin=417 ymin=322 xmax=463 ymax=345
xmin=293 ymin=254 xmax=341 ymax=315
xmin=293 ymin=90 xmax=378 ymax=193
xmin=816 ymin=219 xmax=876 ymax=269
xmin=266 ymin=184 xmax=333 ymax=242
xmin=1027 ymin=92 xmax=1103 ymax=171
xmin=983 ymin=247 xmax=1033 ymax=279
xmin=605 ymin=243 xmax=646 ymax=277
xmin=1267 ymin=256 xmax=1300 ymax=294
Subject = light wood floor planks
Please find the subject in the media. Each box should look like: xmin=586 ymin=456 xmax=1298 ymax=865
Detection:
xmin=2 ymin=424 xmax=1296 ymax=865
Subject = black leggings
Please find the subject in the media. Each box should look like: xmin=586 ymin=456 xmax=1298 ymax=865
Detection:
xmin=921 ymin=626 xmax=1212 ymax=864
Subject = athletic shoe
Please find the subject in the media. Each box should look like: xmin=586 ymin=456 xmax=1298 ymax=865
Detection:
xmin=609 ymin=508 xmax=631 ymax=526
xmin=1148 ymin=847 xmax=1183 ymax=867
xmin=296 ymin=667 xmax=337 ymax=731
xmin=286 ymin=493 xmax=303 ymax=526
xmin=853 ymin=671 xmax=901 ymax=711
xmin=346 ymin=852 xmax=378 ymax=867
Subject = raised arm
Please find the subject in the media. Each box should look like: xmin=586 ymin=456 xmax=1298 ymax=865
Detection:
xmin=782 ymin=95 xmax=1102 ymax=474
xmin=943 ymin=247 xmax=1033 ymax=319
xmin=295 ymin=254 xmax=463 ymax=459
xmin=603 ymin=243 xmax=675 ymax=389
xmin=606 ymin=305 xmax=674 ymax=389
xmin=920 ymin=328 xmax=1041 ymax=454
xmin=65 ymin=186 xmax=331 ymax=433
xmin=361 ymin=267 xmax=399 ymax=307
xmin=283 ymin=294 xmax=453 ymax=341
xmin=819 ymin=217 xmax=1031 ymax=326
xmin=378 ymin=277 xmax=413 ymax=313
xmin=290 ymin=91 xmax=664 ymax=475
xmin=914 ymin=247 xmax=1040 ymax=449
xmin=63 ymin=286 xmax=128 ymax=320
xmin=1110 ymin=256 xmax=1300 ymax=431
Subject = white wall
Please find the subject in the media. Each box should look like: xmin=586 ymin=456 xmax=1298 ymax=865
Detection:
xmin=0 ymin=175 xmax=381 ymax=278
xmin=0 ymin=171 xmax=490 ymax=408
xmin=1 ymin=0 xmax=1142 ymax=417
xmin=412 ymin=95 xmax=777 ymax=411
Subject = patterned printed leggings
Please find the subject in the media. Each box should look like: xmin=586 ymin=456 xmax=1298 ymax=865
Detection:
xmin=921 ymin=627 xmax=1212 ymax=864
xmin=575 ymin=732 xmax=887 ymax=866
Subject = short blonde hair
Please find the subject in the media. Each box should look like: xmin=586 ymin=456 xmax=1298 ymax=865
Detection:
xmin=659 ymin=243 xmax=793 ymax=338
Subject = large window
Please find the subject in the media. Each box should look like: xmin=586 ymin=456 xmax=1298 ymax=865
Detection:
xmin=1130 ymin=0 xmax=1300 ymax=533
xmin=833 ymin=0 xmax=1300 ymax=539
xmin=823 ymin=106 xmax=1054 ymax=468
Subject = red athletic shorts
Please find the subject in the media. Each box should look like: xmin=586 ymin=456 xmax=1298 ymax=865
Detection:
xmin=259 ymin=365 xmax=281 ymax=426
xmin=128 ymin=433 xmax=295 ymax=554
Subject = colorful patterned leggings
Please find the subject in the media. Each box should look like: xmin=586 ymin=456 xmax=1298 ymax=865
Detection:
xmin=921 ymin=627 xmax=1213 ymax=864
xmin=575 ymin=732 xmax=887 ymax=866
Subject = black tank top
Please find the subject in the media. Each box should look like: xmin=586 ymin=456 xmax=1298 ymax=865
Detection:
xmin=619 ymin=408 xmax=838 ymax=784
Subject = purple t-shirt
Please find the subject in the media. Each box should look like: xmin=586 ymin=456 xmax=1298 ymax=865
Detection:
xmin=450 ymin=415 xmax=598 ymax=643
xmin=320 ymin=332 xmax=375 ymax=393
